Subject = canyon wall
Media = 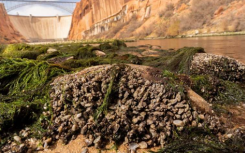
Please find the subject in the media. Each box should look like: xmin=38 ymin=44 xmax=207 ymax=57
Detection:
xmin=69 ymin=0 xmax=177 ymax=40
xmin=0 ymin=3 xmax=25 ymax=44
xmin=9 ymin=15 xmax=72 ymax=42
xmin=69 ymin=0 xmax=245 ymax=40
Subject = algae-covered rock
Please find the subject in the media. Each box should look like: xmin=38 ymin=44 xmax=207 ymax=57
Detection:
xmin=1 ymin=44 xmax=48 ymax=59
xmin=1 ymin=43 xmax=245 ymax=152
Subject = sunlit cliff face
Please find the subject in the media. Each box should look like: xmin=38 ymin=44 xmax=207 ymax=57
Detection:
xmin=68 ymin=0 xmax=245 ymax=40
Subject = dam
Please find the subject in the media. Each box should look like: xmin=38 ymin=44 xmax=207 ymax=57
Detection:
xmin=9 ymin=15 xmax=72 ymax=42
xmin=0 ymin=0 xmax=76 ymax=43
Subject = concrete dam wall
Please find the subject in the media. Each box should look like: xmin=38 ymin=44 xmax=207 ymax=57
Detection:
xmin=9 ymin=15 xmax=72 ymax=42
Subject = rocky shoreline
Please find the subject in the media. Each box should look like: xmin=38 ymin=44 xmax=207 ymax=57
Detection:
xmin=0 ymin=41 xmax=245 ymax=153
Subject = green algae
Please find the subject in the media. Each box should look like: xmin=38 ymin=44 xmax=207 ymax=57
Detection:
xmin=74 ymin=46 xmax=97 ymax=59
xmin=37 ymin=51 xmax=61 ymax=61
xmin=94 ymin=65 xmax=125 ymax=121
xmin=0 ymin=58 xmax=68 ymax=143
xmin=191 ymin=75 xmax=245 ymax=105
xmin=149 ymin=127 xmax=245 ymax=153
xmin=142 ymin=47 xmax=205 ymax=74
xmin=1 ymin=44 xmax=48 ymax=59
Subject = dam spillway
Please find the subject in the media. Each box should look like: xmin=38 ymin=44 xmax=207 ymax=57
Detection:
xmin=9 ymin=15 xmax=72 ymax=42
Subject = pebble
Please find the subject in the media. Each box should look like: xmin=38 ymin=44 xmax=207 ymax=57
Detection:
xmin=45 ymin=138 xmax=52 ymax=144
xmin=173 ymin=120 xmax=184 ymax=127
xmin=129 ymin=143 xmax=139 ymax=151
xmin=58 ymin=126 xmax=63 ymax=133
xmin=192 ymin=121 xmax=197 ymax=127
xmin=14 ymin=136 xmax=21 ymax=143
xmin=198 ymin=114 xmax=205 ymax=120
xmin=138 ymin=141 xmax=148 ymax=149
xmin=226 ymin=134 xmax=233 ymax=138
xmin=72 ymin=124 xmax=78 ymax=131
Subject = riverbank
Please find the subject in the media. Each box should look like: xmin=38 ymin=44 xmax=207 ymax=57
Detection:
xmin=28 ymin=31 xmax=245 ymax=46
xmin=137 ymin=31 xmax=245 ymax=40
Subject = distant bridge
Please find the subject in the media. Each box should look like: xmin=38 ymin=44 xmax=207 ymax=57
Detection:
xmin=0 ymin=0 xmax=77 ymax=14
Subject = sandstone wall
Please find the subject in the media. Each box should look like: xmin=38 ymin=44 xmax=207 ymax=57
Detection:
xmin=69 ymin=0 xmax=179 ymax=40
xmin=0 ymin=3 xmax=25 ymax=44
xmin=9 ymin=15 xmax=72 ymax=42
xmin=68 ymin=0 xmax=245 ymax=40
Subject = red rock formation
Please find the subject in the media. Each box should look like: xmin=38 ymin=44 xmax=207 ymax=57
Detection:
xmin=0 ymin=3 xmax=26 ymax=44
xmin=69 ymin=0 xmax=245 ymax=40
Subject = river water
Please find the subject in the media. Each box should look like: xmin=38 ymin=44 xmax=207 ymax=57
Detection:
xmin=127 ymin=35 xmax=245 ymax=64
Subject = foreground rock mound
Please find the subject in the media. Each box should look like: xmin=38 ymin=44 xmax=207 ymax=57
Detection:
xmin=47 ymin=64 xmax=222 ymax=149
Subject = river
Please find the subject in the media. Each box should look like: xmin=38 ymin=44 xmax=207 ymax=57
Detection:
xmin=127 ymin=35 xmax=245 ymax=64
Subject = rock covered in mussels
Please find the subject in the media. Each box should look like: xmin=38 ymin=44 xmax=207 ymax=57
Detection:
xmin=191 ymin=53 xmax=245 ymax=82
xmin=45 ymin=64 xmax=222 ymax=148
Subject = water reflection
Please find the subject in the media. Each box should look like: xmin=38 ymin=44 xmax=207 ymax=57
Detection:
xmin=127 ymin=35 xmax=245 ymax=64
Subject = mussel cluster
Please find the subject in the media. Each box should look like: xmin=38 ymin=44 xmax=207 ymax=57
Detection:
xmin=191 ymin=53 xmax=245 ymax=82
xmin=45 ymin=65 xmax=222 ymax=149
xmin=1 ymin=65 xmax=225 ymax=153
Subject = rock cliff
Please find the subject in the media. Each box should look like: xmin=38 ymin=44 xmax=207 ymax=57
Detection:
xmin=69 ymin=0 xmax=245 ymax=40
xmin=0 ymin=4 xmax=26 ymax=44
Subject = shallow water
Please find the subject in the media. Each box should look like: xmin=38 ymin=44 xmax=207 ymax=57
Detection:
xmin=127 ymin=35 xmax=245 ymax=64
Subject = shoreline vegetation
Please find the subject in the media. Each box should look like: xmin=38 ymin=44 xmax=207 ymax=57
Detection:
xmin=142 ymin=30 xmax=245 ymax=40
xmin=0 ymin=40 xmax=245 ymax=152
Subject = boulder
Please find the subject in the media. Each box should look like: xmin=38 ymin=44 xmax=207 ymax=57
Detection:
xmin=187 ymin=88 xmax=213 ymax=114
xmin=94 ymin=50 xmax=106 ymax=57
xmin=47 ymin=48 xmax=57 ymax=53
